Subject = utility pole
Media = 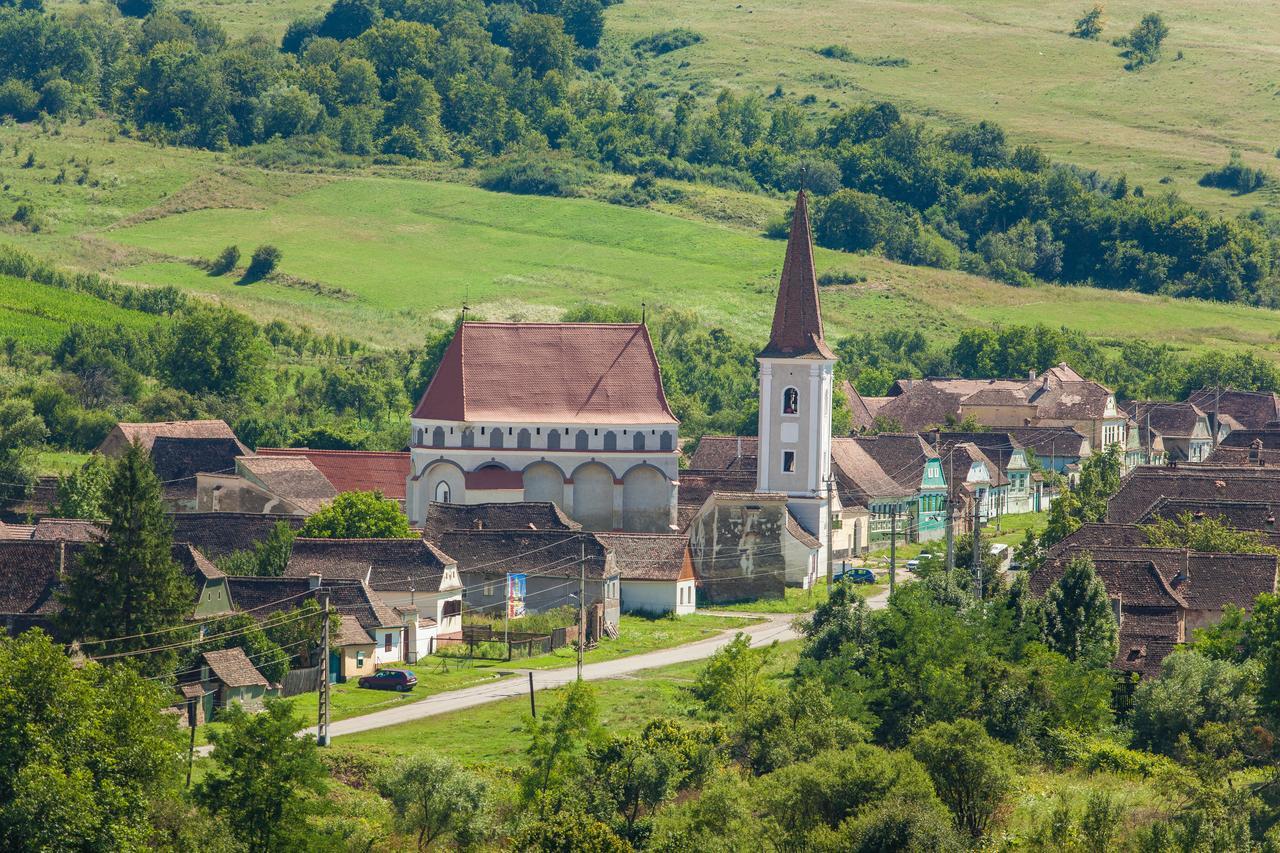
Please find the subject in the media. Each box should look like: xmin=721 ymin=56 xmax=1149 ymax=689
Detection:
xmin=972 ymin=499 xmax=982 ymax=601
xmin=825 ymin=475 xmax=835 ymax=594
xmin=889 ymin=507 xmax=897 ymax=595
xmin=944 ymin=496 xmax=954 ymax=582
xmin=185 ymin=697 xmax=197 ymax=787
xmin=528 ymin=671 xmax=537 ymax=718
xmin=318 ymin=590 xmax=331 ymax=747
xmin=577 ymin=541 xmax=586 ymax=682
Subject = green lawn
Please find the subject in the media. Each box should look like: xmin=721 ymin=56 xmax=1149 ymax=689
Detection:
xmin=35 ymin=451 xmax=90 ymax=477
xmin=335 ymin=640 xmax=803 ymax=766
xmin=0 ymin=274 xmax=161 ymax=350
xmin=278 ymin=612 xmax=758 ymax=725
xmin=710 ymin=582 xmax=887 ymax=614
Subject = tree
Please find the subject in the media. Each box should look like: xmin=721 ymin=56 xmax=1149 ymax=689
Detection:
xmin=1040 ymin=554 xmax=1119 ymax=668
xmin=219 ymin=520 xmax=297 ymax=577
xmin=561 ymin=0 xmax=605 ymax=48
xmin=1143 ymin=511 xmax=1275 ymax=554
xmin=163 ymin=305 xmax=269 ymax=397
xmin=0 ymin=630 xmax=183 ymax=851
xmin=195 ymin=699 xmax=326 ymax=852
xmin=243 ymin=245 xmax=282 ymax=282
xmin=1120 ymin=12 xmax=1168 ymax=68
xmin=190 ymin=613 xmax=290 ymax=683
xmin=52 ymin=453 xmax=111 ymax=519
xmin=209 ymin=244 xmax=240 ymax=276
xmin=299 ymin=490 xmax=412 ymax=538
xmin=1071 ymin=5 xmax=1105 ymax=39
xmin=1041 ymin=444 xmax=1121 ymax=546
xmin=58 ymin=443 xmax=194 ymax=675
xmin=376 ymin=754 xmax=489 ymax=851
xmin=319 ymin=0 xmax=381 ymax=41
xmin=521 ymin=680 xmax=601 ymax=813
xmin=0 ymin=398 xmax=47 ymax=508
xmin=909 ymin=719 xmax=1015 ymax=839
xmin=1131 ymin=651 xmax=1257 ymax=756
xmin=510 ymin=14 xmax=576 ymax=78
xmin=514 ymin=808 xmax=628 ymax=853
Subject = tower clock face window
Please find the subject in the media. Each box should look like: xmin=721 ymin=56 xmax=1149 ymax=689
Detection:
xmin=782 ymin=387 xmax=799 ymax=415
xmin=782 ymin=451 xmax=796 ymax=472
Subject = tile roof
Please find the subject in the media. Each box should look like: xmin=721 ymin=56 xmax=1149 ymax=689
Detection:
xmin=1003 ymin=426 xmax=1091 ymax=457
xmin=104 ymin=420 xmax=243 ymax=452
xmin=0 ymin=540 xmax=76 ymax=615
xmin=256 ymin=448 xmax=409 ymax=502
xmin=1122 ymin=402 xmax=1208 ymax=439
xmin=686 ymin=436 xmax=758 ymax=472
xmin=1219 ymin=429 xmax=1280 ymax=451
xmin=677 ymin=471 xmax=758 ymax=507
xmin=30 ymin=519 xmax=100 ymax=542
xmin=785 ymin=511 xmax=821 ymax=549
xmin=932 ymin=439 xmax=1008 ymax=491
xmin=846 ymin=434 xmax=939 ymax=492
xmin=237 ymin=455 xmax=338 ymax=513
xmin=169 ymin=512 xmax=304 ymax=559
xmin=759 ymin=191 xmax=835 ymax=360
xmin=3 ymin=476 xmax=57 ymax=522
xmin=1107 ymin=467 xmax=1280 ymax=524
xmin=334 ymin=618 xmax=373 ymax=646
xmin=412 ymin=322 xmax=678 ymax=425
xmin=285 ymin=537 xmax=457 ymax=592
xmin=1035 ymin=550 xmax=1186 ymax=608
xmin=1204 ymin=446 xmax=1280 ymax=466
xmin=1135 ymin=497 xmax=1280 ymax=534
xmin=1114 ymin=611 xmax=1181 ymax=677
xmin=830 ymin=438 xmax=914 ymax=507
xmin=201 ymin=647 xmax=270 ymax=688
xmin=420 ymin=501 xmax=579 ymax=541
xmin=223 ymin=575 xmax=402 ymax=631
xmin=437 ymin=529 xmax=613 ymax=579
xmin=1187 ymin=388 xmax=1280 ymax=431
xmin=597 ymin=532 xmax=691 ymax=581
xmin=1047 ymin=523 xmax=1152 ymax=555
xmin=151 ymin=436 xmax=247 ymax=499
xmin=874 ymin=382 xmax=968 ymax=431
xmin=172 ymin=543 xmax=226 ymax=582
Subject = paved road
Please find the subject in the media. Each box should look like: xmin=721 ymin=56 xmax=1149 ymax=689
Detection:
xmin=195 ymin=584 xmax=896 ymax=753
xmin=309 ymin=584 xmax=895 ymax=741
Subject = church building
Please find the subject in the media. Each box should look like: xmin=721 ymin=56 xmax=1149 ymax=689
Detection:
xmin=405 ymin=322 xmax=680 ymax=532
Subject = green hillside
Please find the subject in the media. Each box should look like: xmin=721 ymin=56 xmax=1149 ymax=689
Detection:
xmin=0 ymin=274 xmax=161 ymax=350
xmin=610 ymin=0 xmax=1280 ymax=216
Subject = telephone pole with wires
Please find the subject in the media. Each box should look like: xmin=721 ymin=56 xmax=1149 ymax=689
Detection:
xmin=318 ymin=590 xmax=331 ymax=747
xmin=888 ymin=507 xmax=898 ymax=595
xmin=972 ymin=499 xmax=982 ymax=601
xmin=825 ymin=475 xmax=836 ymax=593
xmin=577 ymin=541 xmax=586 ymax=682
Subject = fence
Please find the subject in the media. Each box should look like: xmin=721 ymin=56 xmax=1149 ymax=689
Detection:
xmin=436 ymin=624 xmax=580 ymax=661
xmin=280 ymin=665 xmax=322 ymax=697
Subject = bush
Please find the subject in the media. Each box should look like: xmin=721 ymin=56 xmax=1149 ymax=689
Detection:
xmin=815 ymin=45 xmax=909 ymax=66
xmin=243 ymin=245 xmax=281 ymax=281
xmin=1071 ymin=5 xmax=1105 ymax=39
xmin=1199 ymin=152 xmax=1266 ymax=195
xmin=209 ymin=245 xmax=240 ymax=276
xmin=632 ymin=28 xmax=703 ymax=56
xmin=817 ymin=269 xmax=866 ymax=286
xmin=478 ymin=156 xmax=589 ymax=197
xmin=0 ymin=79 xmax=39 ymax=121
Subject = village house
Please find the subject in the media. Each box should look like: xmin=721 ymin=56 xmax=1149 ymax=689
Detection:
xmin=925 ymin=430 xmax=1047 ymax=514
xmin=838 ymin=434 xmax=948 ymax=542
xmin=688 ymin=491 xmax=792 ymax=601
xmin=419 ymin=500 xmax=580 ymax=540
xmin=95 ymin=419 xmax=247 ymax=457
xmin=184 ymin=648 xmax=274 ymax=720
xmin=598 ymin=532 xmax=697 ymax=615
xmin=149 ymin=436 xmax=248 ymax=511
xmin=432 ymin=529 xmax=620 ymax=638
xmin=1219 ymin=427 xmax=1280 ymax=451
xmin=1105 ymin=465 xmax=1280 ymax=525
xmin=196 ymin=454 xmax=337 ymax=515
xmin=283 ymin=537 xmax=463 ymax=659
xmin=829 ymin=439 xmax=914 ymax=550
xmin=406 ymin=321 xmax=680 ymax=533
xmin=168 ymin=512 xmax=303 ymax=560
xmin=1187 ymin=388 xmax=1280 ymax=433
xmin=1124 ymin=401 xmax=1213 ymax=463
xmin=1003 ymin=425 xmax=1091 ymax=475
xmin=258 ymin=448 xmax=410 ymax=509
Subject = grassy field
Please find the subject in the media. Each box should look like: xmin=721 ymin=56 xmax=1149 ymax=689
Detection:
xmin=609 ymin=0 xmax=1280 ymax=216
xmin=4 ymin=122 xmax=1280 ymax=361
xmin=0 ymin=273 xmax=161 ymax=349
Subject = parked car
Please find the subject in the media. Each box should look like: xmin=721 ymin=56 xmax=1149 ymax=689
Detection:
xmin=358 ymin=668 xmax=417 ymax=692
xmin=905 ymin=558 xmax=920 ymax=571
xmin=835 ymin=567 xmax=877 ymax=584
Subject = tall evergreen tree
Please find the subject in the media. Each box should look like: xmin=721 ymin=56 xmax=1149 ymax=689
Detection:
xmin=58 ymin=442 xmax=194 ymax=676
xmin=1041 ymin=554 xmax=1118 ymax=669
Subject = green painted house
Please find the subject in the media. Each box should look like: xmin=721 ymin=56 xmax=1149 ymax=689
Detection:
xmin=832 ymin=434 xmax=947 ymax=545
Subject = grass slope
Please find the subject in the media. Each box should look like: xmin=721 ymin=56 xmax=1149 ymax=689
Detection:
xmin=609 ymin=0 xmax=1280 ymax=215
xmin=0 ymin=274 xmax=161 ymax=349
xmin=4 ymin=123 xmax=1280 ymax=360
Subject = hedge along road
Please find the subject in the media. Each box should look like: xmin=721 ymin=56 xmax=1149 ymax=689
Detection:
xmin=195 ymin=584 xmax=894 ymax=753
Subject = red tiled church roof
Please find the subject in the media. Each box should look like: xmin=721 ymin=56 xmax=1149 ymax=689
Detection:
xmin=257 ymin=448 xmax=409 ymax=502
xmin=759 ymin=190 xmax=835 ymax=360
xmin=412 ymin=323 xmax=678 ymax=425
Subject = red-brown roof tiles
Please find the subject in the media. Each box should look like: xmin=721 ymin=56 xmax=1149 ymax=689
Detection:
xmin=412 ymin=322 xmax=677 ymax=425
xmin=759 ymin=191 xmax=835 ymax=360
xmin=257 ymin=448 xmax=409 ymax=502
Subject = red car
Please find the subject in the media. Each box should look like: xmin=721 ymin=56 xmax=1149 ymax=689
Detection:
xmin=357 ymin=668 xmax=417 ymax=692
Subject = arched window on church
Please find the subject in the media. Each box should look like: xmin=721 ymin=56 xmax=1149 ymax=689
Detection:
xmin=633 ymin=432 xmax=645 ymax=451
xmin=517 ymin=428 xmax=531 ymax=449
xmin=432 ymin=426 xmax=445 ymax=447
xmin=415 ymin=428 xmax=423 ymax=445
xmin=603 ymin=431 xmax=617 ymax=451
xmin=490 ymin=429 xmax=504 ymax=449
xmin=548 ymin=430 xmax=561 ymax=450
xmin=660 ymin=432 xmax=673 ymax=451
xmin=435 ymin=481 xmax=451 ymax=503
xmin=575 ymin=430 xmax=589 ymax=451
xmin=461 ymin=429 xmax=475 ymax=448
xmin=782 ymin=387 xmax=799 ymax=415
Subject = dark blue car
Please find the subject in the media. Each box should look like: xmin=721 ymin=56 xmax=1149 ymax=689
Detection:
xmin=835 ymin=567 xmax=877 ymax=584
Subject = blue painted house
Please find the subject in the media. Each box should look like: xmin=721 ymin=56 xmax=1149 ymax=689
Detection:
xmin=834 ymin=434 xmax=947 ymax=544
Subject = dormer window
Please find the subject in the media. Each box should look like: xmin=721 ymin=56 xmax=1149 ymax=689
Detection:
xmin=782 ymin=387 xmax=799 ymax=415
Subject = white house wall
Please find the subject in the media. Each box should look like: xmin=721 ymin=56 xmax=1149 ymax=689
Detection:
xmin=621 ymin=578 xmax=696 ymax=615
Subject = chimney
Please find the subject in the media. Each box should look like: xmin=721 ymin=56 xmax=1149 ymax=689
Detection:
xmin=1251 ymin=438 xmax=1262 ymax=466
xmin=1028 ymin=368 xmax=1036 ymax=380
xmin=1110 ymin=595 xmax=1123 ymax=628
xmin=736 ymin=436 xmax=742 ymax=458
xmin=472 ymin=519 xmax=484 ymax=530
xmin=307 ymin=572 xmax=322 ymax=590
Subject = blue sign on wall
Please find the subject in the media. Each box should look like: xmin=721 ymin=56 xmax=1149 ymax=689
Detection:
xmin=507 ymin=573 xmax=527 ymax=619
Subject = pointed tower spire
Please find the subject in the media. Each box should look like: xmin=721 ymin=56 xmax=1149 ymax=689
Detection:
xmin=760 ymin=190 xmax=835 ymax=359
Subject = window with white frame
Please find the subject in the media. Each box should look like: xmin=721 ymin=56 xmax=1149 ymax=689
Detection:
xmin=782 ymin=450 xmax=796 ymax=472
xmin=782 ymin=387 xmax=799 ymax=415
